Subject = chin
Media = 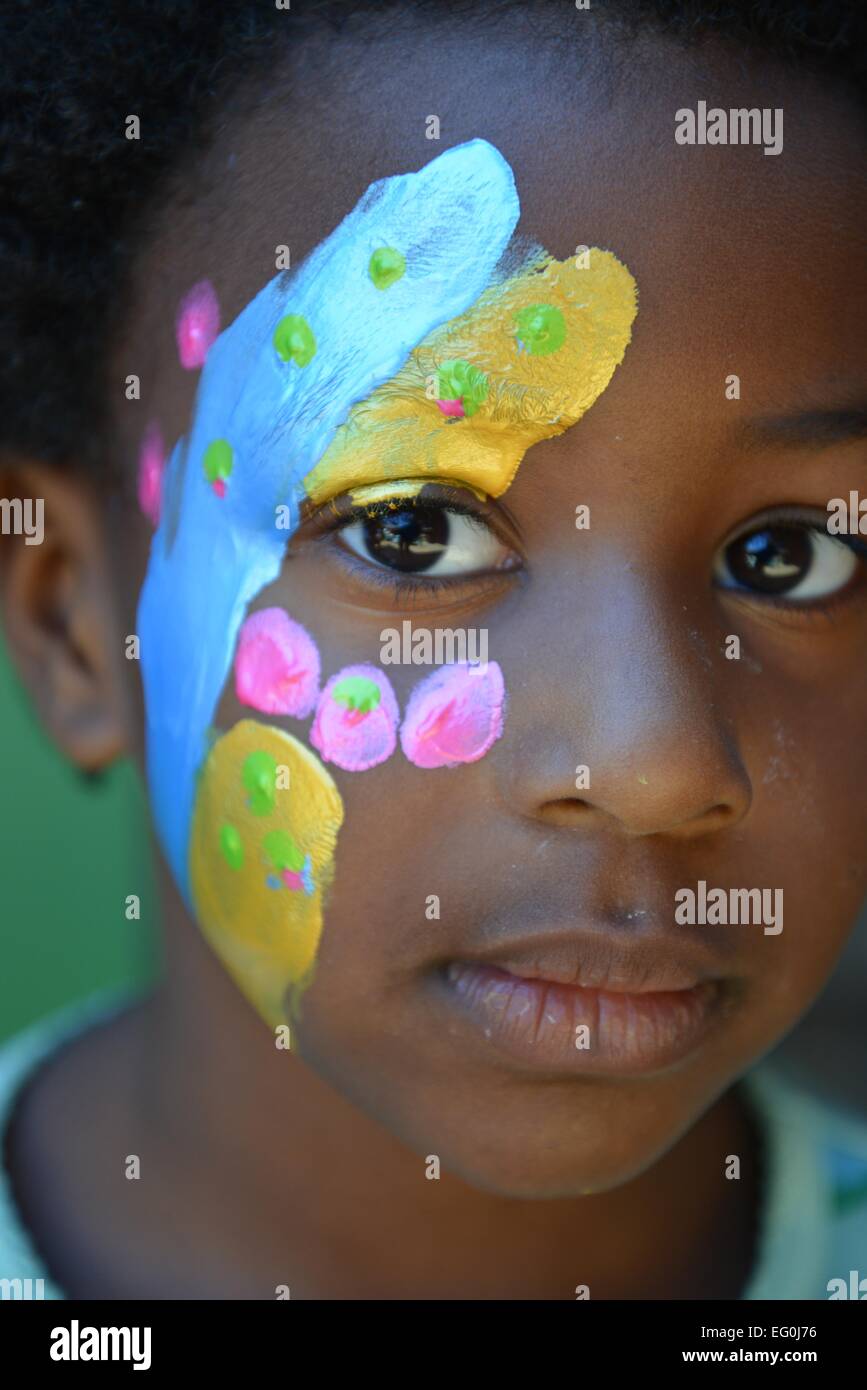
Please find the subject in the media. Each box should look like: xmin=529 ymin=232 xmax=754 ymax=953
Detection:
xmin=430 ymin=1132 xmax=664 ymax=1200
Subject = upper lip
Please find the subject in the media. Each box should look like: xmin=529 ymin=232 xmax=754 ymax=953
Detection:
xmin=453 ymin=926 xmax=728 ymax=995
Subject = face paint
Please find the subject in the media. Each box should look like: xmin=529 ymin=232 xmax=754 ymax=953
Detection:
xmin=401 ymin=662 xmax=505 ymax=769
xmin=137 ymin=141 xmax=522 ymax=1022
xmin=189 ymin=720 xmax=343 ymax=1026
xmin=203 ymin=438 xmax=233 ymax=498
xmin=242 ymin=748 xmax=279 ymax=816
xmin=349 ymin=480 xmax=427 ymax=507
xmin=136 ymin=138 xmax=636 ymax=1027
xmin=368 ymin=246 xmax=407 ymax=290
xmin=302 ymin=247 xmax=638 ymax=505
xmin=436 ymin=359 xmax=489 ymax=417
xmin=137 ymin=422 xmax=166 ymax=527
xmin=176 ymin=279 xmax=220 ymax=370
xmin=235 ymin=608 xmax=321 ymax=718
xmin=140 ymin=138 xmax=519 ymax=898
xmin=273 ymin=314 xmax=316 ymax=367
xmin=311 ymin=665 xmax=399 ymax=771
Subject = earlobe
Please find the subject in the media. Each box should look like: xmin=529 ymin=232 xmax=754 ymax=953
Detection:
xmin=0 ymin=462 xmax=132 ymax=771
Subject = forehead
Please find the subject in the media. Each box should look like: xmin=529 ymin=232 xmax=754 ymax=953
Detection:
xmin=121 ymin=21 xmax=866 ymax=466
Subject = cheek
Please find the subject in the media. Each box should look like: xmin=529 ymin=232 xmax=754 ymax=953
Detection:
xmin=189 ymin=718 xmax=344 ymax=1028
xmin=766 ymin=697 xmax=867 ymax=917
xmin=186 ymin=587 xmax=507 ymax=1029
xmin=722 ymin=696 xmax=867 ymax=1034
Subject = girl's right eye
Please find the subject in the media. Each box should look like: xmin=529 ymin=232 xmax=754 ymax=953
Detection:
xmin=337 ymin=500 xmax=513 ymax=578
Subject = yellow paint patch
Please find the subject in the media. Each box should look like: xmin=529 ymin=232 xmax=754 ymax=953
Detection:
xmin=304 ymin=250 xmax=637 ymax=504
xmin=189 ymin=719 xmax=344 ymax=1028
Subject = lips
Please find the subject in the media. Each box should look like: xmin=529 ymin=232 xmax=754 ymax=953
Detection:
xmin=481 ymin=935 xmax=710 ymax=994
xmin=437 ymin=927 xmax=730 ymax=1077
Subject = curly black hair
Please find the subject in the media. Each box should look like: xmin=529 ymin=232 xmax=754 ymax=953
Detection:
xmin=1 ymin=0 xmax=864 ymax=475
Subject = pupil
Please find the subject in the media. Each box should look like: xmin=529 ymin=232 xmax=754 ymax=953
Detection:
xmin=362 ymin=504 xmax=449 ymax=573
xmin=727 ymin=525 xmax=812 ymax=594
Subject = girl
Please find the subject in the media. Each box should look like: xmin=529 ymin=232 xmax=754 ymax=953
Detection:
xmin=1 ymin=0 xmax=866 ymax=1299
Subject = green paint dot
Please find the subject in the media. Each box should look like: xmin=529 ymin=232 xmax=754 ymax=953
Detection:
xmin=368 ymin=246 xmax=406 ymax=290
xmin=436 ymin=359 xmax=489 ymax=417
xmin=332 ymin=674 xmax=381 ymax=714
xmin=219 ymin=823 xmax=244 ymax=870
xmin=263 ymin=829 xmax=305 ymax=874
xmin=273 ymin=314 xmax=316 ymax=367
xmin=203 ymin=439 xmax=233 ymax=483
xmin=514 ymin=303 xmax=566 ymax=356
xmin=242 ymin=750 xmax=278 ymax=816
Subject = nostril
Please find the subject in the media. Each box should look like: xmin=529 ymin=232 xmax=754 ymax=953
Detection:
xmin=703 ymin=801 xmax=741 ymax=826
xmin=538 ymin=797 xmax=593 ymax=827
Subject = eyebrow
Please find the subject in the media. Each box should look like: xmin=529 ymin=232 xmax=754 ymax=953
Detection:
xmin=740 ymin=406 xmax=867 ymax=450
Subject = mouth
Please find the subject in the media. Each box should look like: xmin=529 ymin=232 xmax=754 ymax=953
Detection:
xmin=436 ymin=931 xmax=731 ymax=1077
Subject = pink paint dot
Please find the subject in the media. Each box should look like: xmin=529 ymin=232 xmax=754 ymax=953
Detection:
xmin=235 ymin=608 xmax=321 ymax=718
xmin=310 ymin=664 xmax=399 ymax=772
xmin=281 ymin=868 xmax=304 ymax=892
xmin=136 ymin=422 xmax=166 ymax=527
xmin=400 ymin=661 xmax=505 ymax=769
xmin=435 ymin=398 xmax=466 ymax=418
xmin=211 ymin=478 xmax=227 ymax=499
xmin=175 ymin=279 xmax=220 ymax=370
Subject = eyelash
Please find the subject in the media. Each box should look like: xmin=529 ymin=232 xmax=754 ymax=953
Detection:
xmin=718 ymin=510 xmax=867 ymax=619
xmin=305 ymin=492 xmax=514 ymax=598
xmin=726 ymin=507 xmax=867 ymax=559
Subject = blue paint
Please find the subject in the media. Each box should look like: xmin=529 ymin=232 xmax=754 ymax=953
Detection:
xmin=301 ymin=854 xmax=315 ymax=897
xmin=136 ymin=140 xmax=521 ymax=898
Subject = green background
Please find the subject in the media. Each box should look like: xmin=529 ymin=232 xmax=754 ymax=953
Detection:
xmin=0 ymin=631 xmax=157 ymax=1042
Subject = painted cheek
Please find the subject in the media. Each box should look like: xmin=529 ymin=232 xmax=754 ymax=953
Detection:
xmin=310 ymin=664 xmax=399 ymax=771
xmin=176 ymin=279 xmax=220 ymax=370
xmin=137 ymin=422 xmax=166 ymax=527
xmin=189 ymin=720 xmax=344 ymax=1027
xmin=401 ymin=661 xmax=505 ymax=769
xmin=234 ymin=608 xmax=321 ymax=718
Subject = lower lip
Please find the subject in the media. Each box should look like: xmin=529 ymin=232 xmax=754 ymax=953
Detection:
xmin=440 ymin=962 xmax=723 ymax=1076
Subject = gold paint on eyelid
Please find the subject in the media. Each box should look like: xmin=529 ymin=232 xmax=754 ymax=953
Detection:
xmin=303 ymin=250 xmax=638 ymax=505
xmin=347 ymin=478 xmax=487 ymax=507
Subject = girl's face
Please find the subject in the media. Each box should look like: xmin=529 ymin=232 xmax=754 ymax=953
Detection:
xmin=104 ymin=30 xmax=867 ymax=1194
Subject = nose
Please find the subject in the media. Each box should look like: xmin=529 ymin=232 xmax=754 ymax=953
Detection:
xmin=495 ymin=573 xmax=752 ymax=840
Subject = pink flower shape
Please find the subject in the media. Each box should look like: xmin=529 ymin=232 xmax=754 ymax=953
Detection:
xmin=435 ymin=398 xmax=466 ymax=418
xmin=310 ymin=665 xmax=399 ymax=771
xmin=176 ymin=279 xmax=220 ymax=370
xmin=137 ymin=422 xmax=165 ymax=527
xmin=234 ymin=608 xmax=321 ymax=717
xmin=400 ymin=661 xmax=505 ymax=769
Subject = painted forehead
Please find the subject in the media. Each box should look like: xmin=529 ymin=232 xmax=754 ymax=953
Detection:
xmin=304 ymin=246 xmax=637 ymax=504
xmin=161 ymin=139 xmax=637 ymax=528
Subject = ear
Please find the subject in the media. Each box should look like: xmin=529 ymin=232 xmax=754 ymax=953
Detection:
xmin=0 ymin=461 xmax=134 ymax=771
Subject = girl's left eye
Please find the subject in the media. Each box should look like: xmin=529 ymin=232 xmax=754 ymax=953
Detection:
xmin=713 ymin=519 xmax=863 ymax=602
xmin=337 ymin=502 xmax=511 ymax=577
